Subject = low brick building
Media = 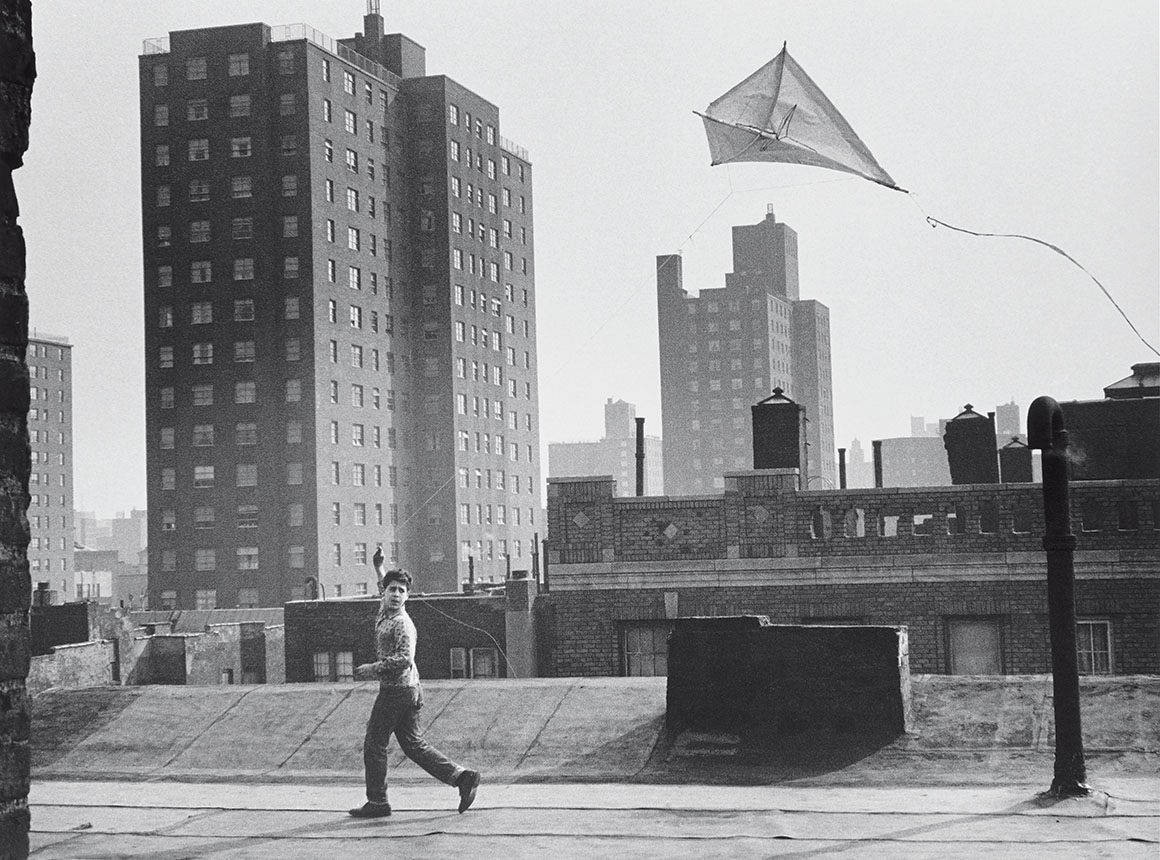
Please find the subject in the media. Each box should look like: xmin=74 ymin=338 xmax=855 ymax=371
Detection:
xmin=543 ymin=473 xmax=1159 ymax=677
xmin=283 ymin=577 xmax=539 ymax=682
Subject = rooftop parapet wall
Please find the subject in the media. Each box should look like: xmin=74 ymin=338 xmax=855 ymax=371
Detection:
xmin=547 ymin=475 xmax=1160 ymax=565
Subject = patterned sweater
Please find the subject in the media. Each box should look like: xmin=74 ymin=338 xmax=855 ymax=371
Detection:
xmin=371 ymin=604 xmax=421 ymax=688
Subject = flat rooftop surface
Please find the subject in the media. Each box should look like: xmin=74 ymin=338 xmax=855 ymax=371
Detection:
xmin=28 ymin=779 xmax=1159 ymax=859
xmin=27 ymin=675 xmax=1160 ymax=857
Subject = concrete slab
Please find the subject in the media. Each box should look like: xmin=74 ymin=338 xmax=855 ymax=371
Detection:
xmin=27 ymin=780 xmax=1160 ymax=860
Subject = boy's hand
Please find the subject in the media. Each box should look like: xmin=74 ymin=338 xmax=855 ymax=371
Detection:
xmin=354 ymin=663 xmax=378 ymax=681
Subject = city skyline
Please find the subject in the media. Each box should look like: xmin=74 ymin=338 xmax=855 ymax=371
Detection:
xmin=20 ymin=1 xmax=1159 ymax=514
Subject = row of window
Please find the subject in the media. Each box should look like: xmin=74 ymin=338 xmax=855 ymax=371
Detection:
xmin=27 ymin=364 xmax=66 ymax=381
xmin=153 ymin=91 xmax=299 ymax=128
xmin=152 ymin=52 xmax=265 ymax=86
xmin=159 ymin=502 xmax=381 ymax=534
xmin=28 ymin=473 xmax=66 ymax=487
xmin=160 ymin=463 xmax=306 ymax=490
xmin=28 ymin=493 xmax=67 ymax=507
xmin=458 ymin=535 xmax=533 ymax=561
xmin=457 ymin=467 xmax=537 ymax=497
xmin=27 ymin=408 xmax=66 ymax=423
xmin=28 ymin=537 xmax=69 ymax=551
xmin=28 ymin=387 xmax=66 ymax=403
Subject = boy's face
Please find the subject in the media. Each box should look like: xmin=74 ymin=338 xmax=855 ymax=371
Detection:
xmin=383 ymin=580 xmax=408 ymax=612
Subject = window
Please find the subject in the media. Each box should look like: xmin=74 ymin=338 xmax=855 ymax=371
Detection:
xmin=343 ymin=69 xmax=355 ymax=95
xmin=187 ymin=139 xmax=208 ymax=161
xmin=157 ymin=265 xmax=172 ymax=287
xmin=344 ymin=108 xmax=357 ymax=134
xmin=155 ymin=144 xmax=170 ymax=166
xmin=159 ymin=428 xmax=175 ymax=450
xmin=280 ymin=134 xmax=298 ymax=156
xmin=230 ymin=137 xmax=252 ymax=158
xmin=279 ymin=93 xmax=296 ymax=115
xmin=192 ymin=342 xmax=213 ymax=365
xmin=284 ymin=338 xmax=300 ymax=361
xmin=238 ymin=588 xmax=259 ymax=609
xmin=286 ymin=421 xmax=302 ymax=443
xmin=193 ymin=465 xmax=215 ymax=488
xmin=195 ymin=590 xmax=217 ymax=611
xmin=277 ymin=49 xmax=295 ymax=74
xmin=346 ymin=187 xmax=359 ymax=212
xmin=234 ymin=299 xmax=255 ymax=321
xmin=234 ymin=341 xmax=255 ymax=363
xmin=284 ymin=297 xmax=300 ymax=319
xmin=186 ymin=56 xmax=207 ymax=80
xmin=236 ymin=547 xmax=259 ymax=572
xmin=1076 ymin=620 xmax=1112 ymax=674
xmin=282 ymin=174 xmax=298 ymax=197
xmin=235 ymin=381 xmax=256 ymax=403
xmin=190 ymin=423 xmax=215 ymax=447
xmin=160 ymin=467 xmax=175 ymax=489
xmin=229 ymin=94 xmax=251 ymax=117
xmin=156 ymin=185 xmax=171 ymax=207
xmin=194 ymin=506 xmax=215 ymax=528
xmin=192 ymin=384 xmax=213 ymax=406
xmin=228 ymin=53 xmax=250 ymax=76
xmin=190 ymin=220 xmax=210 ymax=243
xmin=153 ymin=64 xmax=168 ymax=87
xmin=283 ymin=257 xmax=299 ymax=279
xmin=345 ymin=148 xmax=358 ymax=172
xmin=289 ymin=546 xmax=305 ymax=568
xmin=285 ymin=379 xmax=301 ymax=402
xmin=188 ymin=178 xmax=209 ymax=202
xmin=236 ymin=463 xmax=257 ymax=487
xmin=231 ymin=217 xmax=253 ymax=240
xmin=186 ymin=98 xmax=207 ymax=120
xmin=312 ymin=651 xmax=354 ymax=682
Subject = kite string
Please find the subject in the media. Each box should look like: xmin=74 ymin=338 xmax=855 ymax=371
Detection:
xmin=908 ymin=193 xmax=1160 ymax=359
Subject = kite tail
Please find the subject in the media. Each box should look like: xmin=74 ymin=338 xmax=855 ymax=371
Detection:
xmin=925 ymin=216 xmax=1160 ymax=359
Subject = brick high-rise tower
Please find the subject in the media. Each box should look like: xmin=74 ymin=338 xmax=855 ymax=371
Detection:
xmin=658 ymin=208 xmax=835 ymax=494
xmin=140 ymin=7 xmax=539 ymax=608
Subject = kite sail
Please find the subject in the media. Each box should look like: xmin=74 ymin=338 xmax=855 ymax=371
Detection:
xmin=698 ymin=43 xmax=904 ymax=192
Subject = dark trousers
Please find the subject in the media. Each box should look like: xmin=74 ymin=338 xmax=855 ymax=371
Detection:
xmin=363 ymin=684 xmax=462 ymax=803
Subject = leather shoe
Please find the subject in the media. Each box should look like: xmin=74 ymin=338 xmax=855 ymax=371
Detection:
xmin=348 ymin=801 xmax=392 ymax=818
xmin=457 ymin=770 xmax=480 ymax=813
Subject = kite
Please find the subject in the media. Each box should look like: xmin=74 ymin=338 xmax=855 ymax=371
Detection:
xmin=697 ymin=43 xmax=903 ymax=192
xmin=697 ymin=44 xmax=1159 ymax=357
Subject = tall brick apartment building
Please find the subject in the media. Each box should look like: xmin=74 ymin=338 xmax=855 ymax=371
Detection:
xmin=658 ymin=208 xmax=835 ymax=495
xmin=140 ymin=7 xmax=540 ymax=609
xmin=26 ymin=333 xmax=74 ymax=597
xmin=543 ymin=473 xmax=1159 ymax=677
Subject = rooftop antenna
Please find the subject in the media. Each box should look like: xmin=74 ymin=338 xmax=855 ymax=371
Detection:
xmin=368 ymin=0 xmax=380 ymax=13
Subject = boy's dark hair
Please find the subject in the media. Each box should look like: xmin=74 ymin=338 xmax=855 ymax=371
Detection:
xmin=382 ymin=568 xmax=413 ymax=589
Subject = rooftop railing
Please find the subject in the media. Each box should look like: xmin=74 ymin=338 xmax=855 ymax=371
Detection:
xmin=500 ymin=136 xmax=529 ymax=162
xmin=141 ymin=24 xmax=401 ymax=87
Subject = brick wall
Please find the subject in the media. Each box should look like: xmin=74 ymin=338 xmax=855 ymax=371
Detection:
xmin=548 ymin=475 xmax=1160 ymax=564
xmin=544 ymin=475 xmax=1160 ymax=677
xmin=543 ymin=578 xmax=1158 ymax=677
xmin=27 ymin=641 xmax=115 ymax=697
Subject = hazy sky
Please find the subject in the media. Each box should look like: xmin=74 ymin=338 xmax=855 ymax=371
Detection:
xmin=19 ymin=1 xmax=1159 ymax=515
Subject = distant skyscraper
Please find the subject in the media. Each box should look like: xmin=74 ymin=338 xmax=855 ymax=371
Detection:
xmin=140 ymin=8 xmax=539 ymax=609
xmin=657 ymin=209 xmax=835 ymax=494
xmin=548 ymin=399 xmax=663 ymax=496
xmin=994 ymin=399 xmax=1021 ymax=441
xmin=26 ymin=334 xmax=74 ymax=597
